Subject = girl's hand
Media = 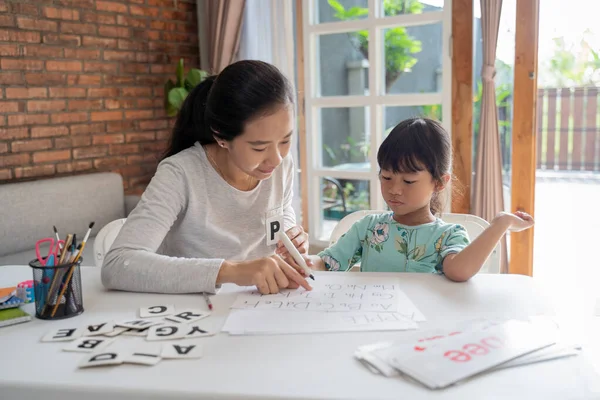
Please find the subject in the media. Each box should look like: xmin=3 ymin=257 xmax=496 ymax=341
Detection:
xmin=218 ymin=256 xmax=312 ymax=295
xmin=307 ymin=255 xmax=327 ymax=271
xmin=275 ymin=226 xmax=313 ymax=268
xmin=493 ymin=211 xmax=534 ymax=232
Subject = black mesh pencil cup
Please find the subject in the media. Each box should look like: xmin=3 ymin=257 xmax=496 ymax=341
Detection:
xmin=29 ymin=258 xmax=84 ymax=320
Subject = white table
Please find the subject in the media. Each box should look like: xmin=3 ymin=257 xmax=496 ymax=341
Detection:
xmin=0 ymin=265 xmax=598 ymax=400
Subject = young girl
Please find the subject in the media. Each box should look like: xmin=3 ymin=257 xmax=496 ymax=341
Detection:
xmin=311 ymin=117 xmax=533 ymax=282
xmin=102 ymin=60 xmax=312 ymax=295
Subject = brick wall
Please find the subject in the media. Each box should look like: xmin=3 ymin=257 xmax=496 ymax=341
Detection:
xmin=0 ymin=0 xmax=199 ymax=193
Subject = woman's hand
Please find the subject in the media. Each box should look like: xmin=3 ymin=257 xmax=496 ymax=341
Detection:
xmin=275 ymin=226 xmax=313 ymax=272
xmin=276 ymin=226 xmax=309 ymax=255
xmin=493 ymin=211 xmax=534 ymax=232
xmin=217 ymin=256 xmax=312 ymax=295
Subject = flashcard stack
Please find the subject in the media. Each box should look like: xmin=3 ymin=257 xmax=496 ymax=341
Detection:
xmin=354 ymin=317 xmax=581 ymax=389
xmin=39 ymin=304 xmax=214 ymax=369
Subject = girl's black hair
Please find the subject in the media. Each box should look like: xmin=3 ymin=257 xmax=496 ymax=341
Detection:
xmin=164 ymin=60 xmax=295 ymax=159
xmin=377 ymin=117 xmax=452 ymax=215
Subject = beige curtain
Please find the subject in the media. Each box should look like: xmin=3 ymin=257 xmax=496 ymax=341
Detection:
xmin=472 ymin=0 xmax=509 ymax=273
xmin=199 ymin=0 xmax=246 ymax=73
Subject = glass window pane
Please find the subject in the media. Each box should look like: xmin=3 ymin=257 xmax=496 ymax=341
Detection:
xmin=316 ymin=0 xmax=368 ymax=24
xmin=320 ymin=107 xmax=371 ymax=168
xmin=321 ymin=178 xmax=371 ymax=239
xmin=318 ymin=31 xmax=369 ymax=96
xmin=383 ymin=23 xmax=442 ymax=94
xmin=384 ymin=105 xmax=442 ymax=135
xmin=381 ymin=0 xmax=444 ymax=16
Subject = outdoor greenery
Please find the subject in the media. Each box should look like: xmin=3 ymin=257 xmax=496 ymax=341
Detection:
xmin=323 ymin=180 xmax=370 ymax=218
xmin=323 ymin=0 xmax=426 ymax=217
xmin=328 ymin=0 xmax=423 ymax=90
xmin=418 ymin=104 xmax=442 ymax=121
xmin=164 ymin=58 xmax=209 ymax=117
xmin=544 ymin=32 xmax=600 ymax=87
xmin=323 ymin=136 xmax=369 ymax=165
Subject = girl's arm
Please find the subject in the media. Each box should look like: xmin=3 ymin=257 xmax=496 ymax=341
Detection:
xmin=443 ymin=211 xmax=534 ymax=282
xmin=308 ymin=216 xmax=372 ymax=272
xmin=307 ymin=255 xmax=327 ymax=271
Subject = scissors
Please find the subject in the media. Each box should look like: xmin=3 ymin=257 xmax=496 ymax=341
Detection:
xmin=35 ymin=238 xmax=65 ymax=266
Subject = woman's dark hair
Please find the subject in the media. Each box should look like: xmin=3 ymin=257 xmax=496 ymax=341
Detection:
xmin=164 ymin=60 xmax=295 ymax=159
xmin=377 ymin=117 xmax=452 ymax=215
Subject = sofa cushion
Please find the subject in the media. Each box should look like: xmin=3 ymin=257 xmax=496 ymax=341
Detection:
xmin=0 ymin=173 xmax=125 ymax=257
xmin=0 ymin=237 xmax=96 ymax=267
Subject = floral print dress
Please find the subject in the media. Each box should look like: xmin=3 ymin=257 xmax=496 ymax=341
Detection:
xmin=318 ymin=213 xmax=470 ymax=273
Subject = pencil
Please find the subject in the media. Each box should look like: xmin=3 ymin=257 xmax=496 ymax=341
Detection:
xmin=203 ymin=292 xmax=213 ymax=311
xmin=57 ymin=234 xmax=73 ymax=266
xmin=43 ymin=233 xmax=72 ymax=316
xmin=50 ymin=222 xmax=94 ymax=317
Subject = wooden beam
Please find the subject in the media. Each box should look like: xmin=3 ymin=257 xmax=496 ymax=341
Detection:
xmin=450 ymin=0 xmax=473 ymax=214
xmin=295 ymin=0 xmax=309 ymax=233
xmin=510 ymin=0 xmax=540 ymax=276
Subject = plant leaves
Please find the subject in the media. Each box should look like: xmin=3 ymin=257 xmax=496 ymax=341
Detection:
xmin=185 ymin=68 xmax=208 ymax=91
xmin=328 ymin=0 xmax=345 ymax=15
xmin=324 ymin=144 xmax=337 ymax=161
xmin=176 ymin=58 xmax=184 ymax=87
xmin=168 ymin=87 xmax=188 ymax=112
xmin=166 ymin=103 xmax=178 ymax=117
xmin=345 ymin=6 xmax=368 ymax=19
xmin=164 ymin=79 xmax=178 ymax=116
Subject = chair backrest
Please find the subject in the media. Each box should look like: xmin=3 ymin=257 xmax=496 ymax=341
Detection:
xmin=440 ymin=213 xmax=500 ymax=274
xmin=328 ymin=210 xmax=500 ymax=274
xmin=93 ymin=218 xmax=126 ymax=268
xmin=0 ymin=172 xmax=125 ymax=257
xmin=329 ymin=210 xmax=383 ymax=246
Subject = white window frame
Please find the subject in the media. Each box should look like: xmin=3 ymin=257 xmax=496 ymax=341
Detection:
xmin=302 ymin=0 xmax=453 ymax=247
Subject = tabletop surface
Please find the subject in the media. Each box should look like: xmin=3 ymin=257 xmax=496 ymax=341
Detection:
xmin=0 ymin=265 xmax=598 ymax=400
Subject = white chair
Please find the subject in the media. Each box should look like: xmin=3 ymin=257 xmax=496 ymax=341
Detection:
xmin=329 ymin=210 xmax=500 ymax=274
xmin=93 ymin=218 xmax=126 ymax=268
xmin=329 ymin=210 xmax=384 ymax=246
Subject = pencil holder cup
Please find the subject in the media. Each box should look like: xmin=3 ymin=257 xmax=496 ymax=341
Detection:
xmin=29 ymin=258 xmax=84 ymax=320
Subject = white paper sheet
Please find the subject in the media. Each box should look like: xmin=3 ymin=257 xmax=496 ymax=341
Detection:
xmin=230 ymin=275 xmax=424 ymax=318
xmin=222 ymin=310 xmax=418 ymax=335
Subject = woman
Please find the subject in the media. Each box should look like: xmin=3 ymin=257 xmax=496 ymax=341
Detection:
xmin=101 ymin=60 xmax=311 ymax=295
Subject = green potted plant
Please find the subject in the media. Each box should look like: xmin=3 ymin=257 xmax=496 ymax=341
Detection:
xmin=164 ymin=58 xmax=209 ymax=117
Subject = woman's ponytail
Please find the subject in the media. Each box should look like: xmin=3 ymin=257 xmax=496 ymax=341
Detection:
xmin=163 ymin=75 xmax=217 ymax=159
